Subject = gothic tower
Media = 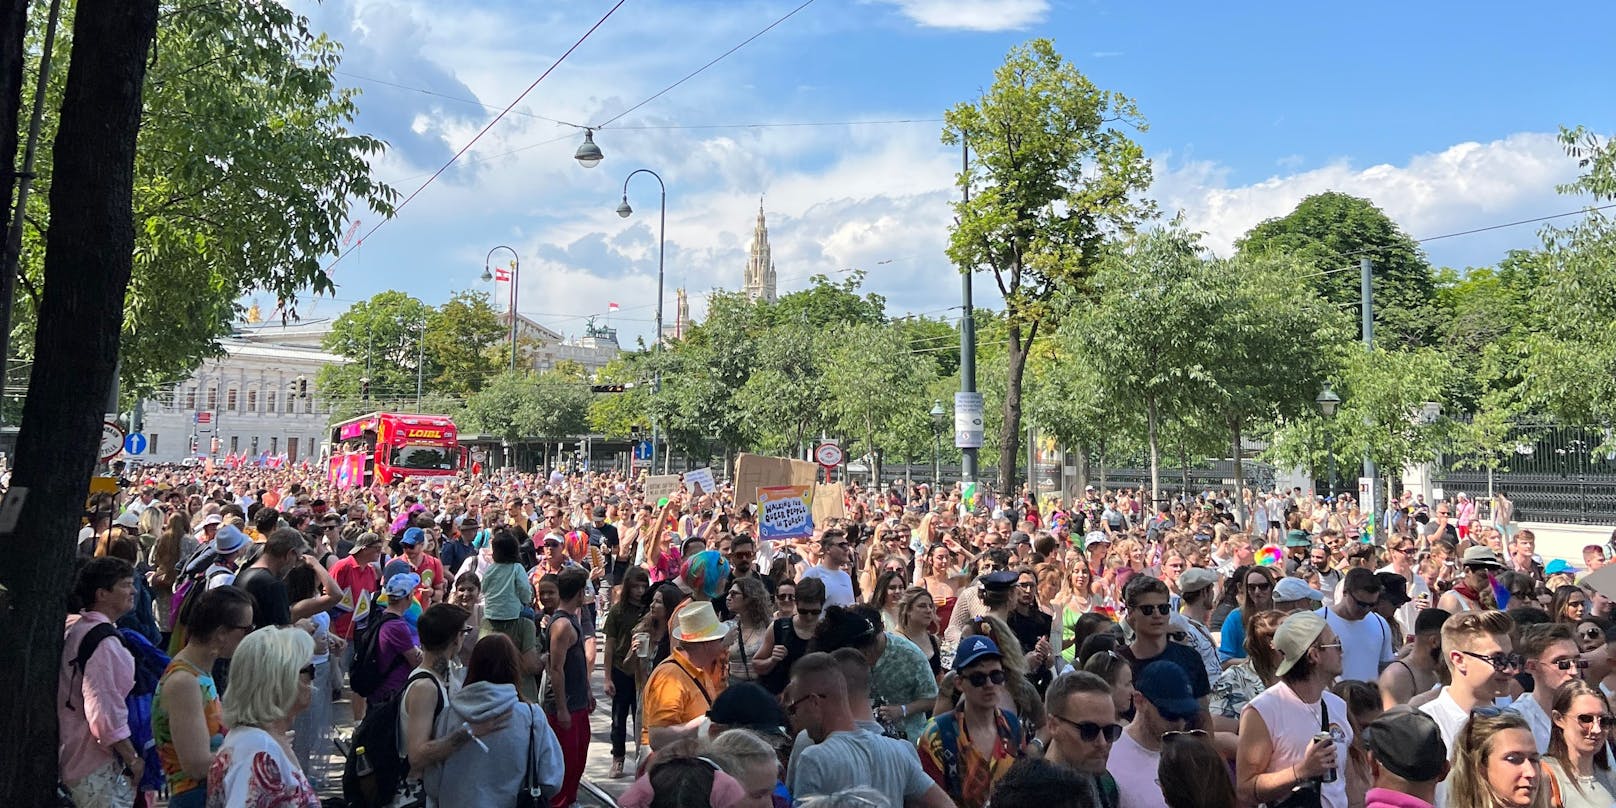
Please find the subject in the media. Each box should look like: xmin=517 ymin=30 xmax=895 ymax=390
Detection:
xmin=743 ymin=201 xmax=778 ymax=303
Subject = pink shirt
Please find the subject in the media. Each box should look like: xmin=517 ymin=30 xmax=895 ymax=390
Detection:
xmin=58 ymin=611 xmax=135 ymax=783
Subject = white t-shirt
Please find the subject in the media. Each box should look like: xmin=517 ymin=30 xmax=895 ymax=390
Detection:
xmin=1108 ymin=727 xmax=1169 ymax=808
xmin=1246 ymin=681 xmax=1351 ymax=808
xmin=1513 ymin=692 xmax=1553 ymax=753
xmin=1419 ymin=688 xmax=1474 ymax=808
xmin=1376 ymin=564 xmax=1431 ymax=640
xmin=1316 ymin=607 xmax=1394 ymax=684
xmin=800 ymin=564 xmax=855 ymax=607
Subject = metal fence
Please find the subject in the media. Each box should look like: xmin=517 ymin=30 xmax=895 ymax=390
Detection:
xmin=1435 ymin=420 xmax=1616 ymax=525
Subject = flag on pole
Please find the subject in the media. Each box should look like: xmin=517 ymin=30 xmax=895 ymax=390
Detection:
xmin=607 ymin=302 xmax=620 ymax=312
xmin=494 ymin=262 xmax=512 ymax=282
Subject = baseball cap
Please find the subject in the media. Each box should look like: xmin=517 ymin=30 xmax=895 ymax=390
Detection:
xmin=1135 ymin=661 xmax=1198 ymax=721
xmin=593 ymin=505 xmax=608 ymax=519
xmin=352 ymin=531 xmax=384 ymax=550
xmin=384 ymin=572 xmax=421 ymax=599
xmin=542 ymin=532 xmax=565 ymax=546
xmin=1363 ymin=707 xmax=1447 ymax=782
xmin=114 ymin=511 xmax=141 ymax=529
xmin=400 ymin=527 xmax=425 ymax=546
xmin=1083 ymin=530 xmax=1111 ymax=548
xmin=1273 ymin=577 xmax=1324 ymax=603
xmin=953 ymin=635 xmax=1003 ymax=672
xmin=1178 ymin=568 xmax=1218 ymax=595
xmin=1546 ymin=559 xmax=1578 ymax=576
xmin=1273 ymin=612 xmax=1328 ymax=677
xmin=199 ymin=513 xmax=223 ymax=527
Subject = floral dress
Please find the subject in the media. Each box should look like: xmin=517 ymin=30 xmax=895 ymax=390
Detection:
xmin=206 ymin=726 xmax=319 ymax=808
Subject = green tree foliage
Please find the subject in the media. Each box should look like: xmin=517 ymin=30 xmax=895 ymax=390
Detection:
xmin=734 ymin=321 xmax=828 ymax=456
xmin=586 ymin=355 xmax=653 ymax=437
xmin=943 ymin=37 xmax=1155 ymax=497
xmin=821 ymin=322 xmax=938 ymax=480
xmin=767 ymin=271 xmax=886 ymax=329
xmin=317 ymin=290 xmax=431 ymax=406
xmin=1236 ymin=191 xmax=1436 ymax=351
xmin=424 ymin=290 xmax=503 ymax=396
xmin=12 ymin=2 xmax=396 ymax=400
xmin=462 ymin=370 xmax=588 ymax=441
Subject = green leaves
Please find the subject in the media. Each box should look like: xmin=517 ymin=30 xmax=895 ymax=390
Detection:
xmin=462 ymin=369 xmax=589 ymax=442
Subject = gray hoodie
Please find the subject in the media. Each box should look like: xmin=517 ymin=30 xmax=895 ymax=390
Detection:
xmin=425 ymin=681 xmax=563 ymax=808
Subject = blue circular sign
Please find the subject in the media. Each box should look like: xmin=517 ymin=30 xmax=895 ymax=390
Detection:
xmin=124 ymin=433 xmax=148 ymax=456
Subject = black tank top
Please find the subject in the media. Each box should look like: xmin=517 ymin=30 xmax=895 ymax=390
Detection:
xmin=761 ymin=616 xmax=810 ymax=695
xmin=547 ymin=610 xmax=590 ymax=713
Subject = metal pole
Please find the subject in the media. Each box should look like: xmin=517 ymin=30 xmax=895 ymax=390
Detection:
xmin=415 ymin=326 xmax=424 ymax=412
xmin=1361 ymin=257 xmax=1378 ymax=536
xmin=622 ymin=170 xmax=667 ymax=475
xmin=510 ymin=258 xmax=520 ymax=371
xmin=933 ymin=428 xmax=941 ymax=489
xmin=959 ymin=140 xmax=978 ymax=485
xmin=0 ymin=0 xmax=64 ymax=429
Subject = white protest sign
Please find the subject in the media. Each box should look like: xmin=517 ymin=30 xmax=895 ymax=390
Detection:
xmin=684 ymin=467 xmax=716 ymax=496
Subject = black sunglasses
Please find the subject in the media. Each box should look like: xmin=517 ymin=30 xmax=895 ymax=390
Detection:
xmin=1132 ymin=603 xmax=1171 ymax=616
xmin=962 ymin=669 xmax=1007 ymax=687
xmin=1050 ymin=713 xmax=1123 ymax=742
xmin=1575 ymin=713 xmax=1616 ymax=730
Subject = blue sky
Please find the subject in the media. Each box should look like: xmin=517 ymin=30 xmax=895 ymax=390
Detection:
xmin=283 ymin=0 xmax=1616 ymax=347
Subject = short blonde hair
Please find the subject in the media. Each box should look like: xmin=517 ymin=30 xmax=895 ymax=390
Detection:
xmin=1440 ymin=609 xmax=1514 ymax=667
xmin=223 ymin=626 xmax=313 ymax=727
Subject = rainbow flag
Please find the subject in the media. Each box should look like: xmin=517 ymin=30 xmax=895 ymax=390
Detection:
xmin=1255 ymin=544 xmax=1284 ymax=567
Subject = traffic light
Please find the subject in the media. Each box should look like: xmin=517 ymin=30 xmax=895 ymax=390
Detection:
xmin=590 ymin=384 xmax=626 ymax=393
xmin=298 ymin=377 xmax=309 ymax=398
xmin=360 ymin=376 xmax=370 ymax=399
xmin=189 ymin=435 xmax=199 ymax=454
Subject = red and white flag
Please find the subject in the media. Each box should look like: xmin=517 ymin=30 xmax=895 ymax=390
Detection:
xmin=607 ymin=302 xmax=620 ymax=312
xmin=494 ymin=262 xmax=512 ymax=282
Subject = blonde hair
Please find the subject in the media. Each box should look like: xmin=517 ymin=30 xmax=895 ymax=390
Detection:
xmin=709 ymin=728 xmax=779 ymax=780
xmin=1441 ymin=610 xmax=1515 ymax=667
xmin=1446 ymin=710 xmax=1549 ymax=808
xmin=223 ymin=626 xmax=313 ymax=728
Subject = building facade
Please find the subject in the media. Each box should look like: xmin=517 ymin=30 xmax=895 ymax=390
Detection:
xmin=743 ymin=202 xmax=778 ymax=304
xmin=137 ymin=320 xmax=346 ymax=465
xmin=501 ymin=312 xmax=621 ymax=373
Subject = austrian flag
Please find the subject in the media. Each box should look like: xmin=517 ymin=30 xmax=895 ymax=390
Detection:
xmin=607 ymin=302 xmax=620 ymax=312
xmin=493 ymin=264 xmax=512 ymax=282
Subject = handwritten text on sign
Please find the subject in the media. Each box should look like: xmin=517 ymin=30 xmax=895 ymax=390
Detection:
xmin=758 ymin=484 xmax=814 ymax=540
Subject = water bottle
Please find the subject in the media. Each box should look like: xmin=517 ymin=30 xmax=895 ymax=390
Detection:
xmin=354 ymin=745 xmax=373 ymax=778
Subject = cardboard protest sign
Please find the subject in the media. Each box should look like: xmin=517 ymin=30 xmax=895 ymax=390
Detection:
xmin=685 ymin=467 xmax=716 ymax=496
xmin=813 ymin=482 xmax=846 ymax=523
xmin=1582 ymin=564 xmax=1616 ymax=602
xmin=644 ymin=474 xmax=682 ymax=505
xmin=733 ymin=453 xmax=817 ymax=509
xmin=758 ymin=484 xmax=815 ymax=540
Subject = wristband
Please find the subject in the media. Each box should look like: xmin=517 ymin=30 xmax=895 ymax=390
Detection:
xmin=901 ymin=705 xmax=908 ymax=718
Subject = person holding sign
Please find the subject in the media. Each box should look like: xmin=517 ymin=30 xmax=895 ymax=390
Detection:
xmin=800 ymin=528 xmax=857 ymax=608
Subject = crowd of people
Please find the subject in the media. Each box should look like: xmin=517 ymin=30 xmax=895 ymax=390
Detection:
xmin=54 ymin=466 xmax=1616 ymax=808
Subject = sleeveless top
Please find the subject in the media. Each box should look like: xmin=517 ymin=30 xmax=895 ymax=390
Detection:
xmin=546 ymin=610 xmax=590 ymax=713
xmin=153 ymin=656 xmax=226 ymax=796
xmin=726 ymin=620 xmax=768 ymax=684
xmin=1246 ymin=681 xmax=1352 ymax=808
xmin=761 ymin=616 xmax=811 ymax=695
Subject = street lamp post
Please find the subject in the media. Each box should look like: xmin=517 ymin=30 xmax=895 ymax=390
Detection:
xmin=414 ymin=323 xmax=425 ymax=412
xmin=930 ymin=400 xmax=946 ymax=489
xmin=616 ymin=169 xmax=667 ymax=474
xmin=482 ymin=245 xmax=521 ymax=372
xmin=1316 ymin=380 xmax=1341 ymax=500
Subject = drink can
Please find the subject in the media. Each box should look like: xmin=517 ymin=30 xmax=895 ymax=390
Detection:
xmin=1315 ymin=731 xmax=1337 ymax=783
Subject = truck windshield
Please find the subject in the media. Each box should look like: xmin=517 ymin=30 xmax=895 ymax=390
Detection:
xmin=389 ymin=443 xmax=456 ymax=471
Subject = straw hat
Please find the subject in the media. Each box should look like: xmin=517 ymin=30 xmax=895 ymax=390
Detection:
xmin=671 ymin=601 xmax=728 ymax=643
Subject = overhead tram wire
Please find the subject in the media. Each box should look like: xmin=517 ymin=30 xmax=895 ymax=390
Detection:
xmin=320 ymin=0 xmax=630 ymax=276
xmin=590 ymin=0 xmax=821 ymax=131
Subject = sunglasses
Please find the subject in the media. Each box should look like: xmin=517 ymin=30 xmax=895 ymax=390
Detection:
xmin=777 ymin=593 xmax=797 ymax=602
xmin=1161 ymin=729 xmax=1210 ymax=741
xmin=1582 ymin=628 xmax=1604 ymax=640
xmin=786 ymin=692 xmax=824 ymax=715
xmin=798 ymin=608 xmax=823 ymax=617
xmin=1132 ymin=603 xmax=1171 ymax=616
xmin=962 ymin=669 xmax=1007 ymax=687
xmin=1549 ymin=658 xmax=1591 ymax=671
xmin=1245 ymin=581 xmax=1273 ymax=592
xmin=1460 ymin=651 xmax=1525 ymax=673
xmin=1574 ymin=713 xmax=1616 ymax=730
xmin=1049 ymin=713 xmax=1123 ymax=742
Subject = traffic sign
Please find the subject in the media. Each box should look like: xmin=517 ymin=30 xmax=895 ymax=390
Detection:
xmin=815 ymin=441 xmax=843 ymax=469
xmin=633 ymin=440 xmax=653 ymax=461
xmin=124 ymin=432 xmax=147 ymax=456
xmin=99 ymin=421 xmax=126 ymax=463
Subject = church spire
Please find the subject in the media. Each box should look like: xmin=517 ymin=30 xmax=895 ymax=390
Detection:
xmin=744 ymin=198 xmax=777 ymax=303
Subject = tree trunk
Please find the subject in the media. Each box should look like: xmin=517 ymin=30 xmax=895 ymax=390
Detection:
xmin=998 ymin=321 xmax=1030 ymax=499
xmin=1179 ymin=438 xmax=1189 ymax=502
xmin=0 ymin=0 xmax=29 ymax=414
xmin=1146 ymin=396 xmax=1161 ymax=507
xmin=1097 ymin=438 xmax=1108 ymax=492
xmin=0 ymin=3 xmax=158 ymax=803
xmin=1230 ymin=415 xmax=1247 ymax=527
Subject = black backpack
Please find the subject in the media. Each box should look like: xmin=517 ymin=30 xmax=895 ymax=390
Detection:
xmin=348 ymin=600 xmax=404 ymax=699
xmin=341 ymin=669 xmax=443 ymax=808
xmin=67 ymin=623 xmax=167 ymax=701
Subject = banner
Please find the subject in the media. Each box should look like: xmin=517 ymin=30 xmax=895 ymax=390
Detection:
xmin=684 ymin=467 xmax=716 ymax=496
xmin=644 ymin=474 xmax=682 ymax=505
xmin=758 ymin=484 xmax=815 ymax=540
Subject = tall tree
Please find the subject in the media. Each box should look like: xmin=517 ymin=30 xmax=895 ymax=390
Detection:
xmin=0 ymin=2 xmax=159 ymax=802
xmin=1236 ymin=191 xmax=1437 ymax=350
xmin=822 ymin=322 xmax=937 ymax=482
xmin=423 ymin=290 xmax=503 ymax=397
xmin=943 ymin=38 xmax=1154 ymax=498
xmin=317 ymin=290 xmax=432 ymax=408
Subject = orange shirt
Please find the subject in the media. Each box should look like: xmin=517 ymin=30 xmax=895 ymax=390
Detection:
xmin=641 ymin=649 xmax=725 ymax=747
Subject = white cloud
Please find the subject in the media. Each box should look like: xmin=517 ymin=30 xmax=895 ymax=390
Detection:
xmin=1153 ymin=132 xmax=1587 ymax=266
xmin=870 ymin=0 xmax=1050 ymax=31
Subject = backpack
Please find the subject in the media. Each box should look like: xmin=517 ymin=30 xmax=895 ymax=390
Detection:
xmin=341 ymin=669 xmax=444 ymax=808
xmin=167 ymin=544 xmax=226 ymax=655
xmin=67 ymin=623 xmax=171 ymax=792
xmin=349 ymin=599 xmax=405 ymax=699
